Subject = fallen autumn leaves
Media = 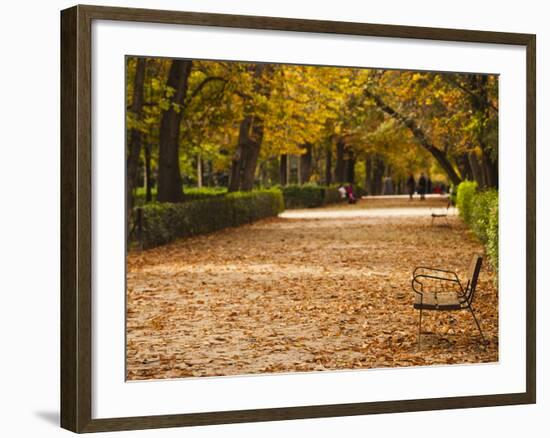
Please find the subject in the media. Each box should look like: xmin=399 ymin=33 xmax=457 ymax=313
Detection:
xmin=126 ymin=197 xmax=498 ymax=380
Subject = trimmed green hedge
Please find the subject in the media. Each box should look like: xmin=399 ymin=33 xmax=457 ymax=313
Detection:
xmin=325 ymin=185 xmax=345 ymax=205
xmin=456 ymin=181 xmax=478 ymax=224
xmin=135 ymin=185 xmax=345 ymax=209
xmin=456 ymin=181 xmax=498 ymax=273
xmin=138 ymin=189 xmax=284 ymax=248
xmin=184 ymin=187 xmax=227 ymax=201
xmin=281 ymin=184 xmax=324 ymax=208
xmin=471 ymin=190 xmax=498 ymax=245
xmin=486 ymin=199 xmax=498 ymax=274
xmin=279 ymin=184 xmax=342 ymax=208
xmin=134 ymin=187 xmax=227 ymax=205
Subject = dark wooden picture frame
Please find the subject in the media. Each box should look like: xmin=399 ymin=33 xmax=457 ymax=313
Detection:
xmin=61 ymin=4 xmax=536 ymax=433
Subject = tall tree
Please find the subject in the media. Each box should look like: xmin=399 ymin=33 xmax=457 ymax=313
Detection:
xmin=467 ymin=74 xmax=498 ymax=188
xmin=126 ymin=57 xmax=146 ymax=218
xmin=157 ymin=59 xmax=193 ymax=202
xmin=324 ymin=143 xmax=332 ymax=185
xmin=229 ymin=113 xmax=265 ymax=191
xmin=143 ymin=143 xmax=153 ymax=202
xmin=229 ymin=64 xmax=273 ymax=191
xmin=345 ymin=147 xmax=355 ymax=184
xmin=279 ymin=154 xmax=288 ymax=186
xmin=334 ymin=139 xmax=346 ymax=183
xmin=365 ymin=153 xmax=385 ymax=195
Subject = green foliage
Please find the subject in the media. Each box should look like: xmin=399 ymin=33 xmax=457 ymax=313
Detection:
xmin=227 ymin=189 xmax=285 ymax=223
xmin=352 ymin=185 xmax=367 ymax=198
xmin=134 ymin=186 xmax=227 ymax=206
xmin=127 ymin=57 xmax=499 ymax=199
xmin=278 ymin=184 xmax=342 ymax=209
xmin=138 ymin=189 xmax=284 ymax=248
xmin=185 ymin=187 xmax=228 ymax=200
xmin=456 ymin=182 xmax=498 ymax=275
xmin=470 ymin=190 xmax=498 ymax=244
xmin=449 ymin=184 xmax=458 ymax=206
xmin=280 ymin=184 xmax=324 ymax=208
xmin=456 ymin=181 xmax=478 ymax=224
xmin=324 ymin=185 xmax=345 ymax=205
xmin=486 ymin=197 xmax=499 ymax=276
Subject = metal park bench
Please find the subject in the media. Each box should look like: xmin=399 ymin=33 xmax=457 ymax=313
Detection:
xmin=412 ymin=254 xmax=486 ymax=347
xmin=430 ymin=197 xmax=452 ymax=226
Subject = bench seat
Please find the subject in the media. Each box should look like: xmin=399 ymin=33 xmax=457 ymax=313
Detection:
xmin=414 ymin=291 xmax=462 ymax=310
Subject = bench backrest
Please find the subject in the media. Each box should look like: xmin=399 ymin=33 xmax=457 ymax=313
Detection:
xmin=464 ymin=255 xmax=483 ymax=304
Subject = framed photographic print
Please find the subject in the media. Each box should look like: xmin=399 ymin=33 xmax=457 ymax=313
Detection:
xmin=60 ymin=4 xmax=536 ymax=433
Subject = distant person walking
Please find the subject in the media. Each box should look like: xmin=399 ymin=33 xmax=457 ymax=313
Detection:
xmin=406 ymin=173 xmax=416 ymax=200
xmin=418 ymin=172 xmax=427 ymax=201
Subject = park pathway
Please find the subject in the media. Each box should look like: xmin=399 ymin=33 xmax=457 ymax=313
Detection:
xmin=126 ymin=196 xmax=498 ymax=380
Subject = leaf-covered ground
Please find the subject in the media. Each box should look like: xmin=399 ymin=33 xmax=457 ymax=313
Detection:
xmin=126 ymin=196 xmax=498 ymax=380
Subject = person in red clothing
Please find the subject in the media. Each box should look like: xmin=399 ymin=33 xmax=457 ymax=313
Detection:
xmin=345 ymin=184 xmax=357 ymax=204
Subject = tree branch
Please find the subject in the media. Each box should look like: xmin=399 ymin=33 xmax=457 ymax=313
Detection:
xmin=443 ymin=75 xmax=499 ymax=114
xmin=186 ymin=76 xmax=228 ymax=104
xmin=363 ymin=88 xmax=462 ymax=185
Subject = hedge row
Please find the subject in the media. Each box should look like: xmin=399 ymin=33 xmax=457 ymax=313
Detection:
xmin=134 ymin=187 xmax=227 ymax=205
xmin=278 ymin=184 xmax=342 ymax=208
xmin=138 ymin=189 xmax=284 ymax=248
xmin=135 ymin=185 xmax=347 ymax=208
xmin=456 ymin=181 xmax=498 ymax=273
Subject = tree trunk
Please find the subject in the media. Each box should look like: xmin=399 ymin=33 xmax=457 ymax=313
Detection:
xmin=345 ymin=148 xmax=355 ymax=184
xmin=365 ymin=156 xmax=372 ymax=194
xmin=229 ymin=114 xmax=264 ymax=191
xmin=126 ymin=57 xmax=146 ymax=218
xmin=197 ymin=154 xmax=203 ymax=188
xmin=367 ymin=154 xmax=385 ymax=195
xmin=364 ymin=88 xmax=462 ymax=186
xmin=206 ymin=160 xmax=214 ymax=187
xmin=228 ymin=145 xmax=243 ymax=192
xmin=144 ymin=143 xmax=153 ymax=202
xmin=458 ymin=153 xmax=472 ymax=182
xmin=468 ymin=152 xmax=485 ymax=188
xmin=279 ymin=154 xmax=288 ymax=186
xmin=240 ymin=116 xmax=263 ymax=191
xmin=334 ymin=139 xmax=346 ymax=183
xmin=299 ymin=143 xmax=313 ymax=184
xmin=157 ymin=59 xmax=193 ymax=203
xmin=325 ymin=143 xmax=332 ymax=185
xmin=397 ymin=179 xmax=403 ymax=195
xmin=482 ymin=148 xmax=499 ymax=189
xmin=372 ymin=155 xmax=385 ymax=195
xmin=228 ymin=65 xmax=272 ymax=192
xmin=468 ymin=74 xmax=498 ymax=188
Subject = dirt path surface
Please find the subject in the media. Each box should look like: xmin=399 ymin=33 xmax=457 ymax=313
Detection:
xmin=126 ymin=197 xmax=498 ymax=380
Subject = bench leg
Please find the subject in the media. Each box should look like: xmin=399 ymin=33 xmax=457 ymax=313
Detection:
xmin=468 ymin=305 xmax=486 ymax=344
xmin=418 ymin=308 xmax=423 ymax=349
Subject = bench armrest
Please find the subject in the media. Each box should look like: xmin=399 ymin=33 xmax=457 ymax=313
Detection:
xmin=413 ymin=266 xmax=459 ymax=278
xmin=412 ymin=274 xmax=461 ymax=296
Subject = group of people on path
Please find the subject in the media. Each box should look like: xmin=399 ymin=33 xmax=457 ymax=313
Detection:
xmin=336 ymin=174 xmax=445 ymax=204
xmin=338 ymin=184 xmax=357 ymax=204
xmin=406 ymin=173 xmax=430 ymax=201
